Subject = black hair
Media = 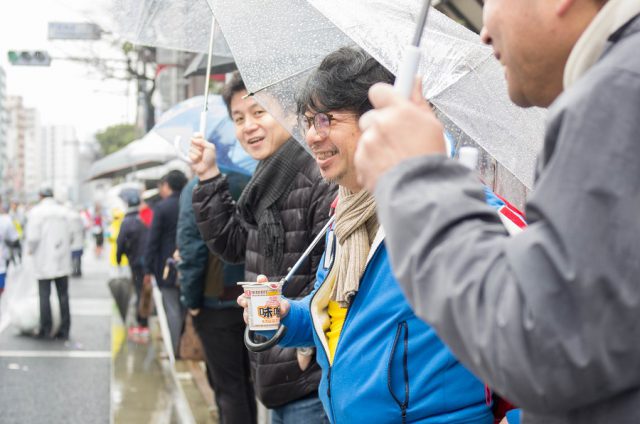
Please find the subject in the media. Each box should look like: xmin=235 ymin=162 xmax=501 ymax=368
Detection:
xmin=296 ymin=46 xmax=395 ymax=117
xmin=161 ymin=170 xmax=188 ymax=193
xmin=222 ymin=71 xmax=247 ymax=116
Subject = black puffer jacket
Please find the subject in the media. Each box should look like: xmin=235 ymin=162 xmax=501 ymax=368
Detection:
xmin=192 ymin=148 xmax=337 ymax=408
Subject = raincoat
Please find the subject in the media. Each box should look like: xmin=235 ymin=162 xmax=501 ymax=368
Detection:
xmin=374 ymin=14 xmax=640 ymax=424
xmin=25 ymin=198 xmax=72 ymax=280
xmin=108 ymin=210 xmax=127 ymax=266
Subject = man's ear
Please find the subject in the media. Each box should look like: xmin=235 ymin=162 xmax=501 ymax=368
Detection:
xmin=555 ymin=0 xmax=578 ymax=17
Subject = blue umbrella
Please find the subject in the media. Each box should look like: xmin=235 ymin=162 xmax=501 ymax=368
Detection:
xmin=152 ymin=94 xmax=257 ymax=176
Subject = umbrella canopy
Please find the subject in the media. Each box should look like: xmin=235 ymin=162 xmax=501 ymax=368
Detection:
xmin=205 ymin=0 xmax=544 ymax=192
xmin=183 ymin=52 xmax=237 ymax=78
xmin=308 ymin=0 xmax=544 ymax=191
xmin=87 ymin=133 xmax=177 ymax=181
xmin=151 ymin=95 xmax=257 ymax=176
xmin=110 ymin=0 xmax=232 ymax=55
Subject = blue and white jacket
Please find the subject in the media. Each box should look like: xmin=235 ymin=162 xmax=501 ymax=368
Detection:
xmin=279 ymin=225 xmax=494 ymax=424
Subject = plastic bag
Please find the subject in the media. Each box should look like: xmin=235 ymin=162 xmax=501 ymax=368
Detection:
xmin=0 ymin=254 xmax=60 ymax=336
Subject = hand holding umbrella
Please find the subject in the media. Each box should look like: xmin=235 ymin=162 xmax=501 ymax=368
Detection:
xmin=356 ymin=79 xmax=447 ymax=191
xmin=189 ymin=134 xmax=221 ymax=180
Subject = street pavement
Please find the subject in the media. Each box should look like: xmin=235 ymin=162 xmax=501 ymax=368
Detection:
xmin=0 ymin=251 xmax=112 ymax=424
xmin=0 ymin=244 xmax=224 ymax=424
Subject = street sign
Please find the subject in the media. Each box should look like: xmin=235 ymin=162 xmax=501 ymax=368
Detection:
xmin=48 ymin=22 xmax=102 ymax=40
xmin=7 ymin=51 xmax=52 ymax=66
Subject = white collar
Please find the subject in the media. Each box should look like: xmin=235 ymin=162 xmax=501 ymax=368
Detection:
xmin=564 ymin=0 xmax=640 ymax=89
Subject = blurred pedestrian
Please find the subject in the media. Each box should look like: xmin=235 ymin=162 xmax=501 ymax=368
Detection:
xmin=144 ymin=170 xmax=188 ymax=353
xmin=178 ymin=176 xmax=255 ymax=424
xmin=92 ymin=204 xmax=105 ymax=257
xmin=354 ymin=1 xmax=640 ymax=422
xmin=190 ymin=71 xmax=336 ymax=423
xmin=0 ymin=197 xmax=19 ymax=298
xmin=117 ymin=194 xmax=149 ymax=333
xmin=107 ymin=208 xmax=128 ymax=269
xmin=67 ymin=204 xmax=85 ymax=277
xmin=26 ymin=187 xmax=73 ymax=340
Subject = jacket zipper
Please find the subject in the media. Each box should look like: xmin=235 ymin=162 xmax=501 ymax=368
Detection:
xmin=310 ymin=229 xmax=385 ymax=424
xmin=387 ymin=321 xmax=410 ymax=423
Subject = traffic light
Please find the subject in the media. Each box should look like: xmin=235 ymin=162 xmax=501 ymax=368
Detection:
xmin=7 ymin=50 xmax=52 ymax=66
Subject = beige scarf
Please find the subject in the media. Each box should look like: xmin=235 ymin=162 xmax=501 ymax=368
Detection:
xmin=564 ymin=0 xmax=640 ymax=88
xmin=330 ymin=186 xmax=379 ymax=307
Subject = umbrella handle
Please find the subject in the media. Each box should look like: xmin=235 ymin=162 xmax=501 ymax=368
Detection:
xmin=244 ymin=325 xmax=287 ymax=352
xmin=395 ymin=45 xmax=421 ymax=99
xmin=199 ymin=111 xmax=207 ymax=135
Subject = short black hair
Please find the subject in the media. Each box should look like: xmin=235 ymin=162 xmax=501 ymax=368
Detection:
xmin=296 ymin=46 xmax=395 ymax=117
xmin=161 ymin=170 xmax=188 ymax=193
xmin=222 ymin=71 xmax=247 ymax=116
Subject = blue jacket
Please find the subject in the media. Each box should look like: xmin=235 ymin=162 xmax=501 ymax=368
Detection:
xmin=178 ymin=177 xmax=245 ymax=309
xmin=279 ymin=227 xmax=493 ymax=424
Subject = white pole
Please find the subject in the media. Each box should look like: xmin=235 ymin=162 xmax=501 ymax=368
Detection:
xmin=200 ymin=16 xmax=217 ymax=135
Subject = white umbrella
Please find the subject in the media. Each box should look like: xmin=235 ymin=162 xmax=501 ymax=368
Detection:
xmin=87 ymin=132 xmax=176 ymax=181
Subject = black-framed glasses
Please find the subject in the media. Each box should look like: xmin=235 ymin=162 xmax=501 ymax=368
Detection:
xmin=297 ymin=112 xmax=357 ymax=138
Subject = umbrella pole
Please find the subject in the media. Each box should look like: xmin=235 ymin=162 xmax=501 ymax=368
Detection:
xmin=199 ymin=16 xmax=217 ymax=135
xmin=394 ymin=0 xmax=433 ymax=98
xmin=394 ymin=0 xmax=455 ymax=157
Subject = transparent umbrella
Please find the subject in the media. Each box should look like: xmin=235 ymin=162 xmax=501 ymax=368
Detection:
xmin=205 ymin=0 xmax=544 ymax=199
xmin=109 ymin=0 xmax=231 ymax=55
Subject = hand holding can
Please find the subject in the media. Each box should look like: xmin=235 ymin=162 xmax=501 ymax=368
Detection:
xmin=238 ymin=275 xmax=290 ymax=329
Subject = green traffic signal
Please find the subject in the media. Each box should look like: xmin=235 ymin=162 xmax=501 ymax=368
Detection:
xmin=7 ymin=51 xmax=18 ymax=64
xmin=6 ymin=50 xmax=51 ymax=66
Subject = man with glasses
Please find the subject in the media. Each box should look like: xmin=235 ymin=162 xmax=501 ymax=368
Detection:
xmin=355 ymin=0 xmax=640 ymax=422
xmin=240 ymin=46 xmax=507 ymax=423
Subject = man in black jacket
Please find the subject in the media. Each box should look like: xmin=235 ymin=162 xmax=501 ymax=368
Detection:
xmin=144 ymin=169 xmax=187 ymax=354
xmin=190 ymin=72 xmax=336 ymax=423
xmin=178 ymin=176 xmax=255 ymax=424
xmin=116 ymin=194 xmax=148 ymax=330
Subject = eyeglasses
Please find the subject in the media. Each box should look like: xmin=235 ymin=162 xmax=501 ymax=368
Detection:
xmin=297 ymin=112 xmax=358 ymax=138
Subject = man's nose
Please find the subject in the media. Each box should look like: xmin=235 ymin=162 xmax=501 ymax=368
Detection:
xmin=305 ymin=125 xmax=324 ymax=148
xmin=243 ymin=116 xmax=258 ymax=132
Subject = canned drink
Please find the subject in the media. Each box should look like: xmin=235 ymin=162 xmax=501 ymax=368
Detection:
xmin=240 ymin=282 xmax=283 ymax=331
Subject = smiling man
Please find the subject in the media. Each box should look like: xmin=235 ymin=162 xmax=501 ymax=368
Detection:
xmin=189 ymin=71 xmax=336 ymax=424
xmin=239 ymin=46 xmax=502 ymax=424
xmin=354 ymin=0 xmax=640 ymax=423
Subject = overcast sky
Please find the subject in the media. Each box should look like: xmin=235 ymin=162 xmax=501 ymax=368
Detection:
xmin=0 ymin=0 xmax=136 ymax=141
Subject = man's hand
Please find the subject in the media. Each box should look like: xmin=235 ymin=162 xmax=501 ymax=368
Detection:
xmin=189 ymin=308 xmax=200 ymax=317
xmin=355 ymin=78 xmax=446 ymax=192
xmin=237 ymin=274 xmax=290 ymax=325
xmin=296 ymin=348 xmax=314 ymax=371
xmin=189 ymin=133 xmax=220 ymax=180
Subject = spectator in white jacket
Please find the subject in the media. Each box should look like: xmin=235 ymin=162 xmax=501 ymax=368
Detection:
xmin=0 ymin=197 xmax=19 ymax=298
xmin=26 ymin=187 xmax=73 ymax=340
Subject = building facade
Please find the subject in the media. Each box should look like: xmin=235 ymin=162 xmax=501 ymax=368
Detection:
xmin=5 ymin=96 xmax=41 ymax=201
xmin=0 ymin=67 xmax=7 ymax=196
